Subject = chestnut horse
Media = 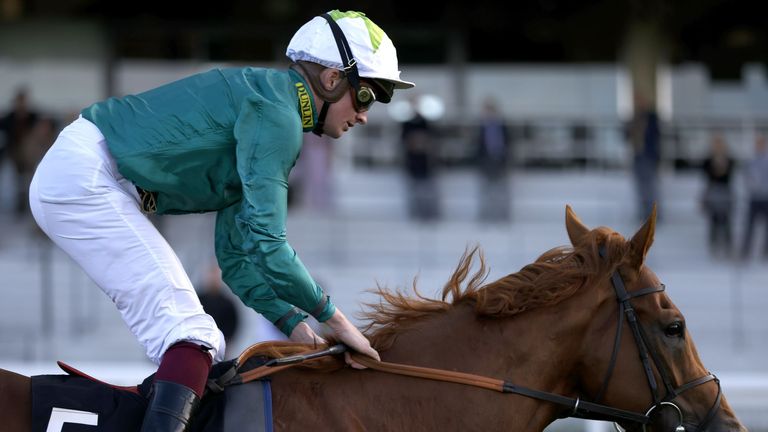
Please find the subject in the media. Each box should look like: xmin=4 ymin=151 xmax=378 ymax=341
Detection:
xmin=0 ymin=206 xmax=746 ymax=431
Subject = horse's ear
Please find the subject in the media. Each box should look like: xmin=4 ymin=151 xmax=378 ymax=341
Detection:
xmin=565 ymin=205 xmax=590 ymax=246
xmin=627 ymin=204 xmax=657 ymax=269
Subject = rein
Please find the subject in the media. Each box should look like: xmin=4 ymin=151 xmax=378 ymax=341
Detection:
xmin=347 ymin=352 xmax=652 ymax=425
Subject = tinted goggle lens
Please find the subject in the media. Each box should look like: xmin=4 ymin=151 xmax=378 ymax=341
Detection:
xmin=352 ymin=85 xmax=376 ymax=112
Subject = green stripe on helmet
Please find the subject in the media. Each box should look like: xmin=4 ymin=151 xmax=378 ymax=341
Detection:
xmin=328 ymin=10 xmax=384 ymax=53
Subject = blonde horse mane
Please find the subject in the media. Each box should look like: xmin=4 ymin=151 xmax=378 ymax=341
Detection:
xmin=362 ymin=227 xmax=629 ymax=350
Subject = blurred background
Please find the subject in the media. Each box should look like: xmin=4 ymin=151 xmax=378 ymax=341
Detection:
xmin=1 ymin=0 xmax=767 ymax=430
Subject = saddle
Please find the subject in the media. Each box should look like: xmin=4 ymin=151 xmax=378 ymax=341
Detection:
xmin=31 ymin=342 xmax=340 ymax=432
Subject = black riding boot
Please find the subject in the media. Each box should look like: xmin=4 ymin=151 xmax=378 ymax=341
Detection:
xmin=140 ymin=380 xmax=200 ymax=432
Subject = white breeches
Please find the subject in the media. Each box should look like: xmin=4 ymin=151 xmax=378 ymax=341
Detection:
xmin=29 ymin=117 xmax=225 ymax=365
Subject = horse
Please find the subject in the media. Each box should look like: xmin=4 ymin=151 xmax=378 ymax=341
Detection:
xmin=0 ymin=205 xmax=746 ymax=431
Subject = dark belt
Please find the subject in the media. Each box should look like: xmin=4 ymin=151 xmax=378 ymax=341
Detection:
xmin=136 ymin=186 xmax=158 ymax=214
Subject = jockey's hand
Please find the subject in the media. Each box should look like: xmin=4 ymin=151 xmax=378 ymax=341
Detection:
xmin=326 ymin=309 xmax=380 ymax=369
xmin=288 ymin=321 xmax=327 ymax=346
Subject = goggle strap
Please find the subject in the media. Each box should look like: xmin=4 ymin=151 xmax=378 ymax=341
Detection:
xmin=320 ymin=13 xmax=362 ymax=90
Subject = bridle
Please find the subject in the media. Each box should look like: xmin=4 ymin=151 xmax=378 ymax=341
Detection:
xmin=220 ymin=252 xmax=723 ymax=431
xmin=592 ymin=247 xmax=722 ymax=431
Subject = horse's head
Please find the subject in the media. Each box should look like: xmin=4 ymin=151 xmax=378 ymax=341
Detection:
xmin=565 ymin=205 xmax=745 ymax=431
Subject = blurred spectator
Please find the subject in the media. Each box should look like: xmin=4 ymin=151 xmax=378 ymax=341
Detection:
xmin=700 ymin=133 xmax=735 ymax=257
xmin=0 ymin=88 xmax=39 ymax=217
xmin=401 ymin=96 xmax=440 ymax=222
xmin=198 ymin=263 xmax=240 ymax=350
xmin=739 ymin=134 xmax=768 ymax=260
xmin=475 ymin=97 xmax=511 ymax=222
xmin=627 ymin=92 xmax=661 ymax=221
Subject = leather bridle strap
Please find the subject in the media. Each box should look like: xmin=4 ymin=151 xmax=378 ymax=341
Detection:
xmin=683 ymin=376 xmax=721 ymax=431
xmin=593 ymin=284 xmax=665 ymax=403
xmin=349 ymin=353 xmax=650 ymax=424
xmin=601 ymin=253 xmax=664 ymax=406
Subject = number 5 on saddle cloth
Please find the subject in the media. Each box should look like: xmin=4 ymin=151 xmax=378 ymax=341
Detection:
xmin=31 ymin=355 xmax=274 ymax=432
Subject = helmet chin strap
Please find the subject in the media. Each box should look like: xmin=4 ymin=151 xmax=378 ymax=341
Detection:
xmin=312 ymin=100 xmax=331 ymax=136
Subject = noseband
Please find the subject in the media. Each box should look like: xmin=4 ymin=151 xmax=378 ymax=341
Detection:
xmin=594 ymin=248 xmax=722 ymax=431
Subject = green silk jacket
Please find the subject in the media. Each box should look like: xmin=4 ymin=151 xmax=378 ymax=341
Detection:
xmin=81 ymin=67 xmax=335 ymax=336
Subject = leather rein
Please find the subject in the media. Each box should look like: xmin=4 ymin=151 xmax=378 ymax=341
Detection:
xmin=225 ymin=264 xmax=721 ymax=430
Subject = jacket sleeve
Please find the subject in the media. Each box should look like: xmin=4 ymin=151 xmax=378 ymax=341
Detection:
xmin=214 ymin=98 xmax=335 ymax=337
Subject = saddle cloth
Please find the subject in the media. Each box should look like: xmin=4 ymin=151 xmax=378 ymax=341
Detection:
xmin=31 ymin=359 xmax=273 ymax=432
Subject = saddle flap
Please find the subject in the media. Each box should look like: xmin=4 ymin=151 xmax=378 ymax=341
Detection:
xmin=57 ymin=361 xmax=141 ymax=395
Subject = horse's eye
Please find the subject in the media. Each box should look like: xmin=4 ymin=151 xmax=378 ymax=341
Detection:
xmin=664 ymin=321 xmax=685 ymax=338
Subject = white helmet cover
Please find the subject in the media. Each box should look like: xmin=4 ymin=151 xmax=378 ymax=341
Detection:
xmin=286 ymin=10 xmax=415 ymax=94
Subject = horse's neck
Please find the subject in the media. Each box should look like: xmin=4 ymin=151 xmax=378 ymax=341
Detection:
xmin=381 ymin=302 xmax=582 ymax=388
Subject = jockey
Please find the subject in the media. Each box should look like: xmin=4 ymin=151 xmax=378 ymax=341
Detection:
xmin=29 ymin=10 xmax=413 ymax=432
